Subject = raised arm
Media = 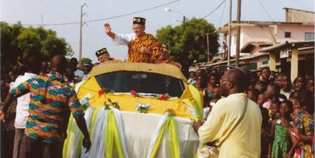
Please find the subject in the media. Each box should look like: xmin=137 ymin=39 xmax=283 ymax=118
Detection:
xmin=104 ymin=23 xmax=131 ymax=45
xmin=104 ymin=23 xmax=116 ymax=40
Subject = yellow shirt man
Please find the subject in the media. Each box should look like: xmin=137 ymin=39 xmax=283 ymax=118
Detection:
xmin=198 ymin=93 xmax=262 ymax=158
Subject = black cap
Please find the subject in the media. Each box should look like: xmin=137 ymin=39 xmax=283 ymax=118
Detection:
xmin=95 ymin=48 xmax=109 ymax=57
xmin=133 ymin=17 xmax=146 ymax=25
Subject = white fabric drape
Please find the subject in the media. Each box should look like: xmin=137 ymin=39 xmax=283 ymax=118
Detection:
xmin=65 ymin=108 xmax=199 ymax=158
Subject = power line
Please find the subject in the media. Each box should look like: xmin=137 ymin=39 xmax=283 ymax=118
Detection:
xmin=218 ymin=0 xmax=227 ymax=26
xmin=256 ymin=0 xmax=274 ymax=21
xmin=19 ymin=0 xmax=181 ymax=27
xmin=202 ymin=0 xmax=226 ymax=19
xmin=23 ymin=21 xmax=79 ymax=26
xmin=86 ymin=0 xmax=180 ymax=23
xmin=255 ymin=0 xmax=289 ymax=44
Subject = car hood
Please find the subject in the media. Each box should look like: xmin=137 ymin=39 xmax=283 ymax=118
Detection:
xmin=76 ymin=76 xmax=203 ymax=120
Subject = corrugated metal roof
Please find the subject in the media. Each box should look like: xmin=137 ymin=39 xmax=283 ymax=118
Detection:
xmin=260 ymin=41 xmax=314 ymax=52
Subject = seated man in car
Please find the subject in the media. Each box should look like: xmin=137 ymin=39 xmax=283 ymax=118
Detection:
xmin=95 ymin=48 xmax=113 ymax=63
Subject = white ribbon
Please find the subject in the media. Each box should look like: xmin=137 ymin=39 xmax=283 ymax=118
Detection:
xmin=146 ymin=113 xmax=169 ymax=158
xmin=78 ymin=107 xmax=128 ymax=158
xmin=112 ymin=108 xmax=129 ymax=158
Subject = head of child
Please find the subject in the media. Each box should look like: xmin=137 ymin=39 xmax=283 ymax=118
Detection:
xmin=280 ymin=100 xmax=292 ymax=119
xmin=195 ymin=75 xmax=206 ymax=90
xmin=207 ymin=74 xmax=217 ymax=85
xmin=290 ymin=97 xmax=302 ymax=113
xmin=212 ymin=85 xmax=221 ymax=99
xmin=293 ymin=76 xmax=305 ymax=91
xmin=247 ymin=88 xmax=258 ymax=102
xmin=254 ymin=81 xmax=267 ymax=94
xmin=206 ymin=82 xmax=214 ymax=92
xmin=269 ymin=98 xmax=280 ymax=119
xmin=257 ymin=94 xmax=266 ymax=106
xmin=264 ymin=83 xmax=280 ymax=99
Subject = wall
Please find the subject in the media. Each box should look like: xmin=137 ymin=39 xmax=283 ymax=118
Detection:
xmin=285 ymin=8 xmax=315 ymax=24
xmin=275 ymin=24 xmax=314 ymax=43
xmin=227 ymin=24 xmax=314 ymax=56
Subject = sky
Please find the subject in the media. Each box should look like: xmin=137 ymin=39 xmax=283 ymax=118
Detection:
xmin=1 ymin=0 xmax=314 ymax=62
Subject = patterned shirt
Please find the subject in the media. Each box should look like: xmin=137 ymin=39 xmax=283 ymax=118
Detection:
xmin=10 ymin=71 xmax=84 ymax=143
xmin=293 ymin=111 xmax=314 ymax=136
xmin=128 ymin=33 xmax=168 ymax=63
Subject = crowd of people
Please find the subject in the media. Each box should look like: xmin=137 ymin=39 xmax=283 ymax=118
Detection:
xmin=0 ymin=16 xmax=313 ymax=158
xmin=0 ymin=52 xmax=314 ymax=158
xmin=1 ymin=54 xmax=94 ymax=158
xmin=189 ymin=67 xmax=314 ymax=158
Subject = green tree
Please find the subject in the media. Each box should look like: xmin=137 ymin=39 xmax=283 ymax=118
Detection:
xmin=41 ymin=31 xmax=73 ymax=59
xmin=17 ymin=27 xmax=42 ymax=57
xmin=156 ymin=18 xmax=219 ymax=74
xmin=1 ymin=22 xmax=23 ymax=77
xmin=0 ymin=22 xmax=72 ymax=78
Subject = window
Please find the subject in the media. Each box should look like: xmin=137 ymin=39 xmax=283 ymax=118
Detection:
xmin=95 ymin=71 xmax=185 ymax=97
xmin=305 ymin=32 xmax=314 ymax=41
xmin=262 ymin=60 xmax=268 ymax=65
xmin=284 ymin=32 xmax=291 ymax=38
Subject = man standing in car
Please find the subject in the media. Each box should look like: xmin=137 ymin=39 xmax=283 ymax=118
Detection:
xmin=104 ymin=17 xmax=169 ymax=63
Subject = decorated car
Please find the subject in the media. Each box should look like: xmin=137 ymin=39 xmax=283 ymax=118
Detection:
xmin=63 ymin=61 xmax=203 ymax=158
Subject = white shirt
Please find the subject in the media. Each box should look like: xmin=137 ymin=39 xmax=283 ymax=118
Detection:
xmin=112 ymin=33 xmax=136 ymax=45
xmin=187 ymin=78 xmax=196 ymax=85
xmin=74 ymin=69 xmax=85 ymax=81
xmin=10 ymin=72 xmax=37 ymax=129
xmin=280 ymin=89 xmax=290 ymax=99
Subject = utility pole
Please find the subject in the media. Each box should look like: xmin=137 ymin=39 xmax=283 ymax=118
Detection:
xmin=79 ymin=3 xmax=87 ymax=60
xmin=183 ymin=16 xmax=186 ymax=32
xmin=235 ymin=0 xmax=241 ymax=67
xmin=227 ymin=0 xmax=232 ymax=68
xmin=206 ymin=33 xmax=210 ymax=62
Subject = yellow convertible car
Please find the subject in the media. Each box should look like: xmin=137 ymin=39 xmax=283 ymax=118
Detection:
xmin=63 ymin=62 xmax=203 ymax=158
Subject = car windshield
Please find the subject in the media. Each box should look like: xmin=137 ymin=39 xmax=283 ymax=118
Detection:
xmin=95 ymin=71 xmax=185 ymax=97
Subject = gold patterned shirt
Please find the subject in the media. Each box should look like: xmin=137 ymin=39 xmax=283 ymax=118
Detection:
xmin=113 ymin=33 xmax=168 ymax=63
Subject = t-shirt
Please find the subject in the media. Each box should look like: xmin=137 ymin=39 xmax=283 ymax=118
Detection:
xmin=10 ymin=71 xmax=84 ymax=143
xmin=10 ymin=72 xmax=37 ymax=128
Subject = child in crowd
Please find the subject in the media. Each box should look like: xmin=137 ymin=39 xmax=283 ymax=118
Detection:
xmin=208 ymin=84 xmax=221 ymax=107
xmin=289 ymin=97 xmax=314 ymax=158
xmin=269 ymin=98 xmax=280 ymax=121
xmin=271 ymin=100 xmax=290 ymax=158
xmin=203 ymin=84 xmax=221 ymax=119
xmin=257 ymin=93 xmax=272 ymax=158
xmin=271 ymin=100 xmax=292 ymax=158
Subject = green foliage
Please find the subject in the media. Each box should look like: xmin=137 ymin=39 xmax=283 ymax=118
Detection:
xmin=0 ymin=22 xmax=72 ymax=77
xmin=156 ymin=18 xmax=219 ymax=74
